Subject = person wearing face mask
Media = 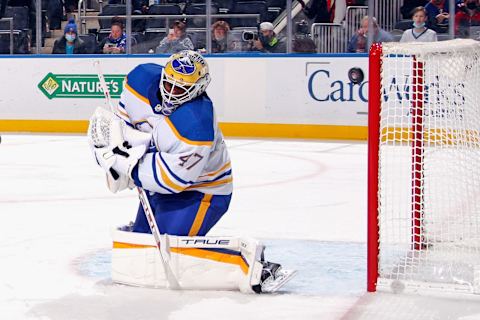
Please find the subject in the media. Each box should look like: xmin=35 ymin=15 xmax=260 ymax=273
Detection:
xmin=401 ymin=6 xmax=438 ymax=42
xmin=347 ymin=16 xmax=393 ymax=53
xmin=52 ymin=18 xmax=87 ymax=54
xmin=252 ymin=22 xmax=286 ymax=53
xmin=455 ymin=0 xmax=480 ymax=37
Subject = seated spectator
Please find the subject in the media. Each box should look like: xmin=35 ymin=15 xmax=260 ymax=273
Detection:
xmin=98 ymin=17 xmax=127 ymax=54
xmin=52 ymin=18 xmax=86 ymax=54
xmin=455 ymin=0 xmax=480 ymax=37
xmin=401 ymin=0 xmax=429 ymax=19
xmin=425 ymin=0 xmax=455 ymax=32
xmin=211 ymin=20 xmax=230 ymax=53
xmin=401 ymin=6 xmax=438 ymax=41
xmin=253 ymin=22 xmax=286 ymax=53
xmin=155 ymin=20 xmax=194 ymax=54
xmin=347 ymin=16 xmax=393 ymax=53
xmin=299 ymin=0 xmax=346 ymax=24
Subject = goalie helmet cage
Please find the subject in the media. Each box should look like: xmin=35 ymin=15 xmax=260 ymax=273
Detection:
xmin=367 ymin=39 xmax=480 ymax=295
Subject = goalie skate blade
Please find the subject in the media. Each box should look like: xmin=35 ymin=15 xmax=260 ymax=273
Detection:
xmin=261 ymin=269 xmax=297 ymax=293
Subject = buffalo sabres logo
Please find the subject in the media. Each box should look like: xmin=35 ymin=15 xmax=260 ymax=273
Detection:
xmin=171 ymin=56 xmax=196 ymax=75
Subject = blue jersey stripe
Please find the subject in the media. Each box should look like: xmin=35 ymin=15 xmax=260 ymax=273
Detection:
xmin=151 ymin=154 xmax=175 ymax=194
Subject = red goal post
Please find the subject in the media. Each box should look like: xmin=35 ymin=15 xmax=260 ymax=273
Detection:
xmin=368 ymin=39 xmax=480 ymax=294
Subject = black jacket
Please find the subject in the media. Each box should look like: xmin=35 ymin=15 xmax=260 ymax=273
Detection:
xmin=303 ymin=0 xmax=331 ymax=23
xmin=52 ymin=37 xmax=87 ymax=54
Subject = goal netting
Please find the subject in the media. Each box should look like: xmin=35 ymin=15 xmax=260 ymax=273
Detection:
xmin=368 ymin=39 xmax=480 ymax=294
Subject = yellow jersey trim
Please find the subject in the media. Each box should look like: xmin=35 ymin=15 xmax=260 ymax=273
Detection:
xmin=164 ymin=117 xmax=214 ymax=147
xmin=125 ymin=81 xmax=150 ymax=105
xmin=188 ymin=194 xmax=213 ymax=236
xmin=170 ymin=247 xmax=249 ymax=274
xmin=200 ymin=162 xmax=232 ymax=178
xmin=156 ymin=156 xmax=185 ymax=192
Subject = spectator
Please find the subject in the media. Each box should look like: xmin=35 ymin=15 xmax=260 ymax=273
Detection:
xmin=98 ymin=17 xmax=127 ymax=54
xmin=155 ymin=20 xmax=194 ymax=54
xmin=299 ymin=0 xmax=347 ymax=24
xmin=455 ymin=0 xmax=480 ymax=37
xmin=400 ymin=6 xmax=438 ymax=42
xmin=52 ymin=18 xmax=86 ymax=54
xmin=401 ymin=0 xmax=429 ymax=19
xmin=424 ymin=0 xmax=460 ymax=32
xmin=253 ymin=22 xmax=286 ymax=53
xmin=211 ymin=20 xmax=230 ymax=53
xmin=347 ymin=16 xmax=393 ymax=53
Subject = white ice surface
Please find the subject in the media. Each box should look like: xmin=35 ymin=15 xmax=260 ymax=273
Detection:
xmin=1 ymin=135 xmax=480 ymax=320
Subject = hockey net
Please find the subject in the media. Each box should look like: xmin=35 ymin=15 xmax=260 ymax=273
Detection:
xmin=368 ymin=39 xmax=480 ymax=294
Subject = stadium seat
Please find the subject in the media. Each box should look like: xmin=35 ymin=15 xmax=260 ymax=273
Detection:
xmin=98 ymin=5 xmax=126 ymax=30
xmin=216 ymin=0 xmax=235 ymax=12
xmin=0 ymin=30 xmax=30 ymax=54
xmin=144 ymin=30 xmax=166 ymax=53
xmin=229 ymin=1 xmax=267 ymax=28
xmin=78 ymin=34 xmax=98 ymax=54
xmin=266 ymin=0 xmax=286 ymax=9
xmin=146 ymin=4 xmax=183 ymax=29
xmin=0 ymin=6 xmax=29 ymax=30
xmin=184 ymin=4 xmax=219 ymax=29
xmin=187 ymin=30 xmax=207 ymax=50
xmin=394 ymin=19 xmax=413 ymax=31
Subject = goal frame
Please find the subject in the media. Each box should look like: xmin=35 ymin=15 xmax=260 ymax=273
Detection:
xmin=367 ymin=43 xmax=427 ymax=292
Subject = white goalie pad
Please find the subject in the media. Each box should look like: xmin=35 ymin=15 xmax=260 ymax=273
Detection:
xmin=111 ymin=229 xmax=264 ymax=293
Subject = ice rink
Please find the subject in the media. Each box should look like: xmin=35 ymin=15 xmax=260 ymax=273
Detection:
xmin=2 ymin=135 xmax=480 ymax=320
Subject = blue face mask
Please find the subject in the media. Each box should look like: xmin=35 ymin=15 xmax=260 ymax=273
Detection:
xmin=413 ymin=22 xmax=425 ymax=29
xmin=65 ymin=34 xmax=76 ymax=42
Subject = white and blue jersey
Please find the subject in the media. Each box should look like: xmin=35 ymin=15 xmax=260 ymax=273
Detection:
xmin=118 ymin=63 xmax=232 ymax=236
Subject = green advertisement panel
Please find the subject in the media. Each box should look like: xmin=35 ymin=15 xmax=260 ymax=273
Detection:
xmin=38 ymin=73 xmax=125 ymax=99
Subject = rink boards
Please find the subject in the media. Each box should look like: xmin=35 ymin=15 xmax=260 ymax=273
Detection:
xmin=0 ymin=54 xmax=368 ymax=140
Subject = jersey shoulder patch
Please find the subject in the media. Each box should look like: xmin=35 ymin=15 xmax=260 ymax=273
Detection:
xmin=126 ymin=63 xmax=163 ymax=98
xmin=167 ymin=95 xmax=214 ymax=144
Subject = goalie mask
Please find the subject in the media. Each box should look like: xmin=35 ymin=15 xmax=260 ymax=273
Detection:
xmin=159 ymin=50 xmax=211 ymax=115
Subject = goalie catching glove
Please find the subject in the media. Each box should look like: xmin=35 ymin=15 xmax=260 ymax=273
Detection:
xmin=87 ymin=107 xmax=151 ymax=193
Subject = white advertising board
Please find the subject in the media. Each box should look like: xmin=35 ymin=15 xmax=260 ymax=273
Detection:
xmin=0 ymin=55 xmax=369 ymax=138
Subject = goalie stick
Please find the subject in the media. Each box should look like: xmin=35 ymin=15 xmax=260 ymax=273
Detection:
xmin=93 ymin=60 xmax=181 ymax=290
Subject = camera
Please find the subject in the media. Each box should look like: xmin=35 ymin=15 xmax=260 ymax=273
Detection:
xmin=295 ymin=20 xmax=309 ymax=35
xmin=242 ymin=31 xmax=258 ymax=41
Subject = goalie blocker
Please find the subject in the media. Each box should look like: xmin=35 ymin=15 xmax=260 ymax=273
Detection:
xmin=112 ymin=228 xmax=296 ymax=293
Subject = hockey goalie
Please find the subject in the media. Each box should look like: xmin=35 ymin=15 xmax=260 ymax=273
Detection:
xmin=87 ymin=50 xmax=295 ymax=293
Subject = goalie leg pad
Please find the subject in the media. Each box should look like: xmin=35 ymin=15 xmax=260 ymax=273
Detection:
xmin=111 ymin=229 xmax=264 ymax=293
